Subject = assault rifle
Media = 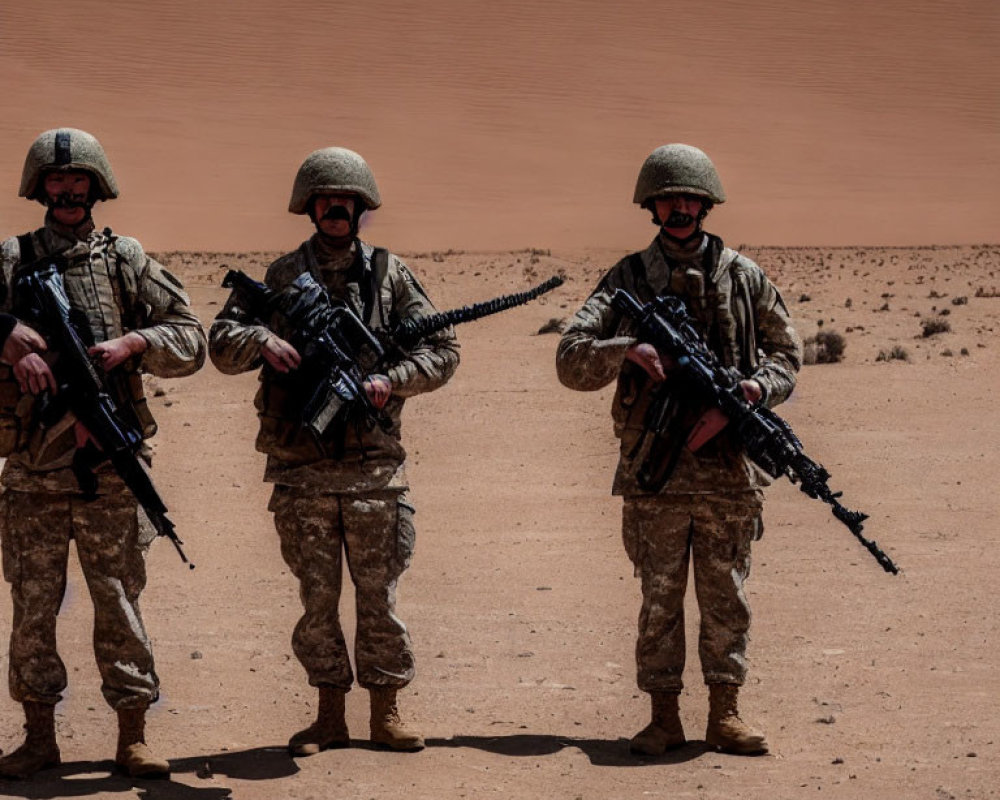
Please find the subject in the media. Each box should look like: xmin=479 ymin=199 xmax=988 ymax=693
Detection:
xmin=222 ymin=270 xmax=563 ymax=438
xmin=221 ymin=270 xmax=388 ymax=441
xmin=14 ymin=262 xmax=193 ymax=568
xmin=611 ymin=290 xmax=899 ymax=575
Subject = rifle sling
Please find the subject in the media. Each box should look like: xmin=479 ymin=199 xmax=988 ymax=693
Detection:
xmin=16 ymin=234 xmax=36 ymax=267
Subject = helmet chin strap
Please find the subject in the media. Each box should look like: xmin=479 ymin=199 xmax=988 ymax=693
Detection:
xmin=44 ymin=193 xmax=95 ymax=233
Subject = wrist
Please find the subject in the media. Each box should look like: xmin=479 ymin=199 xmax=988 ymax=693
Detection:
xmin=127 ymin=331 xmax=149 ymax=355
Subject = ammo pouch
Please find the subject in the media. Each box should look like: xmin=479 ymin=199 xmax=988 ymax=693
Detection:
xmin=254 ymin=375 xmax=328 ymax=463
xmin=112 ymin=368 xmax=157 ymax=439
xmin=0 ymin=365 xmax=32 ymax=457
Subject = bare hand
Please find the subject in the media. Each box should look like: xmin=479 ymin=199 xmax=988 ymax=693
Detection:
xmin=740 ymin=379 xmax=763 ymax=405
xmin=88 ymin=332 xmax=148 ymax=371
xmin=625 ymin=343 xmax=674 ymax=382
xmin=261 ymin=335 xmax=301 ymax=373
xmin=1 ymin=321 xmax=47 ymax=365
xmin=364 ymin=374 xmax=392 ymax=409
xmin=13 ymin=352 xmax=58 ymax=395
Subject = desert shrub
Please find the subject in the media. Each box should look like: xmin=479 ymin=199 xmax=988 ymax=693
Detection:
xmin=951 ymin=296 xmax=968 ymax=305
xmin=921 ymin=318 xmax=951 ymax=337
xmin=876 ymin=346 xmax=910 ymax=363
xmin=536 ymin=317 xmax=565 ymax=335
xmin=803 ymin=330 xmax=846 ymax=365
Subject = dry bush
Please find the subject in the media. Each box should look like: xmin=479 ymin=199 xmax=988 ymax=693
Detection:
xmin=876 ymin=345 xmax=910 ymax=363
xmin=803 ymin=329 xmax=846 ymax=364
xmin=921 ymin=318 xmax=951 ymax=337
xmin=536 ymin=317 xmax=565 ymax=335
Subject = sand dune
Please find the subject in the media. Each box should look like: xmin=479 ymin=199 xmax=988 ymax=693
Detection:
xmin=1 ymin=1 xmax=998 ymax=251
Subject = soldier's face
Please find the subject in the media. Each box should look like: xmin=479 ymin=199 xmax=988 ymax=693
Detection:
xmin=654 ymin=194 xmax=705 ymax=239
xmin=312 ymin=193 xmax=357 ymax=239
xmin=44 ymin=170 xmax=91 ymax=226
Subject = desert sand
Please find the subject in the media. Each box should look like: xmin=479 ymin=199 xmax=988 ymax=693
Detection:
xmin=1 ymin=0 xmax=999 ymax=797
xmin=0 ymin=242 xmax=996 ymax=799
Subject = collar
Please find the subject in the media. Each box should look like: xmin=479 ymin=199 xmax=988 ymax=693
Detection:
xmin=44 ymin=212 xmax=95 ymax=245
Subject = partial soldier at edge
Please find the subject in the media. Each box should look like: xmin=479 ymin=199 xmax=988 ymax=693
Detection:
xmin=0 ymin=128 xmax=206 ymax=779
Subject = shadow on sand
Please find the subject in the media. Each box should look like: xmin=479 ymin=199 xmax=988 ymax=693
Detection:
xmin=0 ymin=746 xmax=296 ymax=799
xmin=0 ymin=734 xmax=731 ymax=796
xmin=427 ymin=734 xmax=712 ymax=767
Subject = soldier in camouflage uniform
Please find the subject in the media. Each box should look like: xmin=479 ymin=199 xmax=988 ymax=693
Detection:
xmin=209 ymin=147 xmax=458 ymax=755
xmin=0 ymin=128 xmax=207 ymax=779
xmin=556 ymin=144 xmax=801 ymax=756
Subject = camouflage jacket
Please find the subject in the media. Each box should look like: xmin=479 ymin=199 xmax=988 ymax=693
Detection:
xmin=556 ymin=233 xmax=802 ymax=496
xmin=0 ymin=218 xmax=207 ymax=492
xmin=209 ymin=235 xmax=459 ymax=493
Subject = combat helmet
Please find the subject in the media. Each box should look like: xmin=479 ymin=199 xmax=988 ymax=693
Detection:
xmin=19 ymin=128 xmax=119 ymax=202
xmin=288 ymin=147 xmax=382 ymax=215
xmin=633 ymin=144 xmax=726 ymax=208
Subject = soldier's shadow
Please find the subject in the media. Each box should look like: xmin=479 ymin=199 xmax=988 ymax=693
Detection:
xmin=0 ymin=746 xmax=296 ymax=799
xmin=427 ymin=734 xmax=708 ymax=766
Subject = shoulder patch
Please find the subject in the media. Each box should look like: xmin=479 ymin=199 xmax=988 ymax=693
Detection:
xmin=0 ymin=237 xmax=18 ymax=265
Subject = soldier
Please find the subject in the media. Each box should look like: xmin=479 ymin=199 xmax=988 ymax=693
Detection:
xmin=209 ymin=147 xmax=458 ymax=755
xmin=556 ymin=144 xmax=802 ymax=756
xmin=0 ymin=128 xmax=207 ymax=779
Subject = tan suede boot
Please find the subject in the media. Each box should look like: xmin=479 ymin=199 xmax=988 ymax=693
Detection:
xmin=0 ymin=702 xmax=60 ymax=779
xmin=115 ymin=707 xmax=170 ymax=778
xmin=369 ymin=688 xmax=424 ymax=751
xmin=629 ymin=691 xmax=686 ymax=755
xmin=288 ymin=686 xmax=350 ymax=756
xmin=705 ymin=683 xmax=768 ymax=755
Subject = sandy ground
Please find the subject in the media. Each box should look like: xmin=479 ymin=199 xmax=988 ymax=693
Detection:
xmin=0 ymin=243 xmax=996 ymax=799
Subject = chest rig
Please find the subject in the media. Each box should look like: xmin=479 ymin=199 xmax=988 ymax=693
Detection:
xmin=15 ymin=227 xmax=143 ymax=345
xmin=301 ymin=238 xmax=391 ymax=333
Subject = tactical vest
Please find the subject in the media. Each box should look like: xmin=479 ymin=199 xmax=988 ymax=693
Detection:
xmin=253 ymin=242 xmax=395 ymax=464
xmin=0 ymin=227 xmax=156 ymax=463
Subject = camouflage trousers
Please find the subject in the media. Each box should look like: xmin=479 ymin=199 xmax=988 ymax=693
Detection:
xmin=0 ymin=487 xmax=159 ymax=709
xmin=269 ymin=486 xmax=417 ymax=691
xmin=622 ymin=492 xmax=763 ymax=692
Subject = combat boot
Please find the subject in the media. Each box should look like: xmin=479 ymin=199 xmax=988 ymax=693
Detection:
xmin=288 ymin=686 xmax=350 ymax=756
xmin=0 ymin=702 xmax=60 ymax=779
xmin=369 ymin=688 xmax=424 ymax=751
xmin=705 ymin=683 xmax=768 ymax=755
xmin=115 ymin=707 xmax=170 ymax=778
xmin=629 ymin=691 xmax=685 ymax=755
